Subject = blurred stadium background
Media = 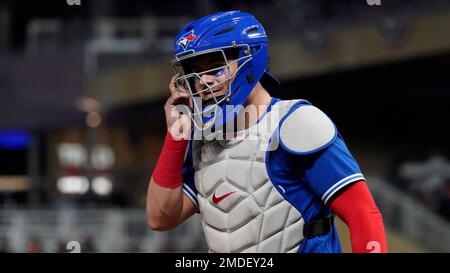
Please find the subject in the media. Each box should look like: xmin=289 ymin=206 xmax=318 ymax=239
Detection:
xmin=0 ymin=0 xmax=449 ymax=253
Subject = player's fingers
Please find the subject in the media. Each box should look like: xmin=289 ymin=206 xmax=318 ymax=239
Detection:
xmin=166 ymin=91 xmax=189 ymax=107
xmin=177 ymin=84 xmax=189 ymax=95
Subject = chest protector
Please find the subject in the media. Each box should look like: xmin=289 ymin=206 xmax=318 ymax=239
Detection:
xmin=192 ymin=100 xmax=304 ymax=253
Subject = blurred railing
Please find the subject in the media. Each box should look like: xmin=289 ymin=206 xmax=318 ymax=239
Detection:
xmin=0 ymin=177 xmax=449 ymax=253
xmin=367 ymin=176 xmax=450 ymax=252
xmin=0 ymin=208 xmax=207 ymax=253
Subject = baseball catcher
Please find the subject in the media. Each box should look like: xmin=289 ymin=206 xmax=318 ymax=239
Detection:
xmin=147 ymin=11 xmax=387 ymax=253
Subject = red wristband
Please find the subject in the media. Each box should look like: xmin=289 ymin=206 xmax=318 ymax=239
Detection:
xmin=152 ymin=131 xmax=189 ymax=189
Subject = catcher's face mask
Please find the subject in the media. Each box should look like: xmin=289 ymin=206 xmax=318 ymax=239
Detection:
xmin=172 ymin=46 xmax=251 ymax=130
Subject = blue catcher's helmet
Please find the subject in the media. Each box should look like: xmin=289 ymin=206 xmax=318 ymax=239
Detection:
xmin=171 ymin=10 xmax=279 ymax=130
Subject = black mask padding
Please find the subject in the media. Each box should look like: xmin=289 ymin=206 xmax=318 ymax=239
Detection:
xmin=203 ymin=95 xmax=227 ymax=109
xmin=260 ymin=72 xmax=281 ymax=91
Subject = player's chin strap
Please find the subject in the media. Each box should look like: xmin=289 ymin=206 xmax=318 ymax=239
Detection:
xmin=303 ymin=214 xmax=335 ymax=239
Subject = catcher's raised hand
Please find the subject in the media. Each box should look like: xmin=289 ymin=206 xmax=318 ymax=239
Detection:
xmin=164 ymin=73 xmax=192 ymax=140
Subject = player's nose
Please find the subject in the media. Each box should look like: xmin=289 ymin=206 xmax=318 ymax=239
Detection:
xmin=196 ymin=74 xmax=215 ymax=90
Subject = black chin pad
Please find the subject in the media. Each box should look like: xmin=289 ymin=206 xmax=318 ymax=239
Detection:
xmin=203 ymin=95 xmax=227 ymax=109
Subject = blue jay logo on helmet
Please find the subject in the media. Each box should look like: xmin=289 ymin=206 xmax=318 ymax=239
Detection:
xmin=171 ymin=11 xmax=279 ymax=131
xmin=177 ymin=31 xmax=197 ymax=51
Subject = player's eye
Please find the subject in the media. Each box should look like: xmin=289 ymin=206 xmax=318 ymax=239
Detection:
xmin=206 ymin=67 xmax=226 ymax=77
xmin=193 ymin=61 xmax=225 ymax=73
xmin=194 ymin=67 xmax=227 ymax=86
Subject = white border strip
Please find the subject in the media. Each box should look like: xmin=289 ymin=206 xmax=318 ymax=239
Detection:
xmin=322 ymin=173 xmax=365 ymax=204
xmin=183 ymin=184 xmax=199 ymax=208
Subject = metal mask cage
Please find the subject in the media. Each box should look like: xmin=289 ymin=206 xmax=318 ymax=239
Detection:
xmin=171 ymin=44 xmax=253 ymax=130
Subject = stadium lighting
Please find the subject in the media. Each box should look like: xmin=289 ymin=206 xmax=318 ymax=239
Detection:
xmin=57 ymin=176 xmax=89 ymax=194
xmin=92 ymin=176 xmax=113 ymax=196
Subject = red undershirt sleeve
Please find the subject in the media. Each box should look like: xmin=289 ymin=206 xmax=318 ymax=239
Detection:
xmin=329 ymin=180 xmax=388 ymax=253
